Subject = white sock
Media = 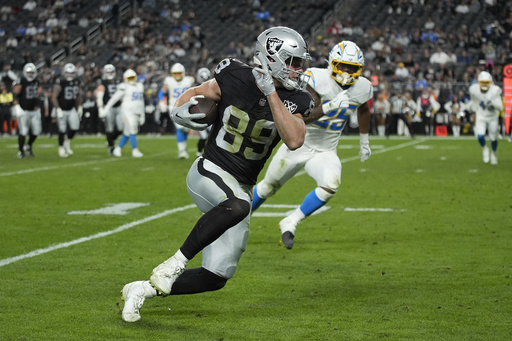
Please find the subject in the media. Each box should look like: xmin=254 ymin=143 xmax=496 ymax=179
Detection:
xmin=177 ymin=141 xmax=187 ymax=153
xmin=174 ymin=249 xmax=189 ymax=265
xmin=142 ymin=280 xmax=157 ymax=298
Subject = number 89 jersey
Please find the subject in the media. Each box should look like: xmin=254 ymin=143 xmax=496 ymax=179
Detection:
xmin=204 ymin=58 xmax=314 ymax=186
xmin=304 ymin=67 xmax=373 ymax=151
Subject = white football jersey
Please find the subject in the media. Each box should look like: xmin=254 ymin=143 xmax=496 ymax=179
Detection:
xmin=468 ymin=83 xmax=503 ymax=118
xmin=116 ymin=82 xmax=145 ymax=115
xmin=163 ymin=75 xmax=195 ymax=107
xmin=304 ymin=68 xmax=373 ymax=151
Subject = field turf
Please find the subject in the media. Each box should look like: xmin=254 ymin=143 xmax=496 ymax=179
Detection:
xmin=1 ymin=134 xmax=511 ymax=340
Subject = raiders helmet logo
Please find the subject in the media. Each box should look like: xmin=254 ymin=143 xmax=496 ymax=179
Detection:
xmin=266 ymin=37 xmax=283 ymax=55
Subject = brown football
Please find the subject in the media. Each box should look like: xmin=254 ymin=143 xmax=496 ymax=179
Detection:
xmin=189 ymin=96 xmax=218 ymax=125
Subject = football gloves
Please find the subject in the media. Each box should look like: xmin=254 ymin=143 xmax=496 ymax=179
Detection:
xmin=170 ymin=97 xmax=208 ymax=130
xmin=12 ymin=104 xmax=25 ymax=118
xmin=252 ymin=53 xmax=276 ymax=96
xmin=322 ymin=90 xmax=350 ymax=114
xmin=359 ymin=133 xmax=371 ymax=163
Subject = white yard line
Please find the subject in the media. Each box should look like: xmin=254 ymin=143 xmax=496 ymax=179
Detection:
xmin=0 ymin=139 xmax=425 ymax=268
xmin=0 ymin=151 xmax=170 ymax=177
xmin=0 ymin=204 xmax=195 ymax=268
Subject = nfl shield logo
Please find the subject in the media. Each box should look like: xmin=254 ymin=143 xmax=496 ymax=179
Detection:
xmin=266 ymin=37 xmax=283 ymax=55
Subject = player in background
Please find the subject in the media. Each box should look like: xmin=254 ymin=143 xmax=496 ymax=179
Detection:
xmin=102 ymin=69 xmax=145 ymax=158
xmin=12 ymin=63 xmax=48 ymax=158
xmin=195 ymin=66 xmax=212 ymax=157
xmin=95 ymin=64 xmax=123 ymax=155
xmin=120 ymin=26 xmax=314 ymax=322
xmin=252 ymin=41 xmax=372 ymax=249
xmin=160 ymin=63 xmax=196 ymax=159
xmin=51 ymin=63 xmax=82 ymax=158
xmin=468 ymin=70 xmax=503 ymax=165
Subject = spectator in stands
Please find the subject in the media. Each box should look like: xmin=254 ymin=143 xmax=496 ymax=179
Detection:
xmin=395 ymin=62 xmax=409 ymax=79
xmin=429 ymin=46 xmax=451 ymax=65
xmin=457 ymin=50 xmax=472 ymax=64
xmin=6 ymin=36 xmax=18 ymax=51
xmin=23 ymin=0 xmax=37 ymax=12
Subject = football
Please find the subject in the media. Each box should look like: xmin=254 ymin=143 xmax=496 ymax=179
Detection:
xmin=189 ymin=96 xmax=218 ymax=126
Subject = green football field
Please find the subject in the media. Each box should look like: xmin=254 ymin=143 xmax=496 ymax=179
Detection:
xmin=1 ymin=134 xmax=511 ymax=340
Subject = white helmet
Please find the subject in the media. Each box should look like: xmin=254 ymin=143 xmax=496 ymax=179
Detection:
xmin=123 ymin=69 xmax=137 ymax=84
xmin=196 ymin=67 xmax=211 ymax=84
xmin=23 ymin=63 xmax=37 ymax=82
xmin=103 ymin=64 xmax=116 ymax=80
xmin=171 ymin=63 xmax=185 ymax=81
xmin=328 ymin=41 xmax=365 ymax=86
xmin=254 ymin=26 xmax=311 ymax=91
xmin=478 ymin=71 xmax=492 ymax=92
xmin=63 ymin=63 xmax=77 ymax=81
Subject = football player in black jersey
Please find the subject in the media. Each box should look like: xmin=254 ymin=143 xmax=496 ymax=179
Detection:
xmin=12 ymin=63 xmax=48 ymax=158
xmin=95 ymin=64 xmax=123 ymax=155
xmin=51 ymin=63 xmax=83 ymax=158
xmin=120 ymin=26 xmax=315 ymax=322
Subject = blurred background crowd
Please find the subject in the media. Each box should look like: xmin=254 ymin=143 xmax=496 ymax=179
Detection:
xmin=1 ymin=0 xmax=511 ymax=137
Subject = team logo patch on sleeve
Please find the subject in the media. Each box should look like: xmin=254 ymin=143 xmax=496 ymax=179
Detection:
xmin=283 ymin=100 xmax=297 ymax=113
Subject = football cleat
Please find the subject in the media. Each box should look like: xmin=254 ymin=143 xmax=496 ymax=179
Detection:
xmin=64 ymin=139 xmax=73 ymax=155
xmin=280 ymin=231 xmax=295 ymax=249
xmin=58 ymin=147 xmax=68 ymax=158
xmin=26 ymin=148 xmax=34 ymax=157
xmin=490 ymin=152 xmax=497 ymax=165
xmin=17 ymin=151 xmax=25 ymax=159
xmin=178 ymin=150 xmax=189 ymax=159
xmin=108 ymin=146 xmax=114 ymax=156
xmin=113 ymin=146 xmax=122 ymax=157
xmin=149 ymin=256 xmax=186 ymax=296
xmin=132 ymin=148 xmax=143 ymax=158
xmin=482 ymin=146 xmax=490 ymax=163
xmin=121 ymin=281 xmax=146 ymax=322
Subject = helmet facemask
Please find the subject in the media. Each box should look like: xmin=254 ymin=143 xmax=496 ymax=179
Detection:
xmin=329 ymin=41 xmax=364 ymax=86
xmin=103 ymin=64 xmax=116 ymax=80
xmin=23 ymin=63 xmax=37 ymax=82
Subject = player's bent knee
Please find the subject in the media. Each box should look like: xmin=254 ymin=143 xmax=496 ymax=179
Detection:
xmin=203 ymin=267 xmax=228 ymax=290
xmin=317 ymin=187 xmax=336 ymax=202
xmin=221 ymin=197 xmax=251 ymax=221
xmin=257 ymin=181 xmax=280 ymax=199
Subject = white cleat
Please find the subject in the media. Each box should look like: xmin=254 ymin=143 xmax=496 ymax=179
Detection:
xmin=482 ymin=146 xmax=490 ymax=163
xmin=149 ymin=256 xmax=186 ymax=296
xmin=279 ymin=216 xmax=298 ymax=249
xmin=178 ymin=151 xmax=189 ymax=159
xmin=113 ymin=146 xmax=122 ymax=157
xmin=132 ymin=148 xmax=143 ymax=158
xmin=121 ymin=281 xmax=146 ymax=322
xmin=58 ymin=146 xmax=68 ymax=158
xmin=490 ymin=152 xmax=498 ymax=165
xmin=64 ymin=139 xmax=73 ymax=155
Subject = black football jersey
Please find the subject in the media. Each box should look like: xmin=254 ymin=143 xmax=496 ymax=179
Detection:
xmin=203 ymin=58 xmax=314 ymax=186
xmin=55 ymin=77 xmax=80 ymax=110
xmin=102 ymin=79 xmax=121 ymax=107
xmin=16 ymin=78 xmax=40 ymax=111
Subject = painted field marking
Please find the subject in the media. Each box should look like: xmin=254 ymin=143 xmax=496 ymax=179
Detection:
xmin=68 ymin=203 xmax=151 ymax=215
xmin=0 ymin=204 xmax=195 ymax=268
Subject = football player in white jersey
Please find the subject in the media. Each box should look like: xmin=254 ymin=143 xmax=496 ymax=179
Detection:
xmin=120 ymin=26 xmax=314 ymax=322
xmin=468 ymin=71 xmax=503 ymax=165
xmin=160 ymin=63 xmax=196 ymax=159
xmin=103 ymin=69 xmax=145 ymax=158
xmin=252 ymin=40 xmax=373 ymax=249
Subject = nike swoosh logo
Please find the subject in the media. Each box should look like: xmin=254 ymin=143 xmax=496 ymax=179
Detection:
xmin=289 ymin=44 xmax=298 ymax=48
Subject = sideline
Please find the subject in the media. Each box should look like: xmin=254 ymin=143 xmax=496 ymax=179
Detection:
xmin=0 ymin=151 xmax=170 ymax=177
xmin=0 ymin=204 xmax=195 ymax=268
